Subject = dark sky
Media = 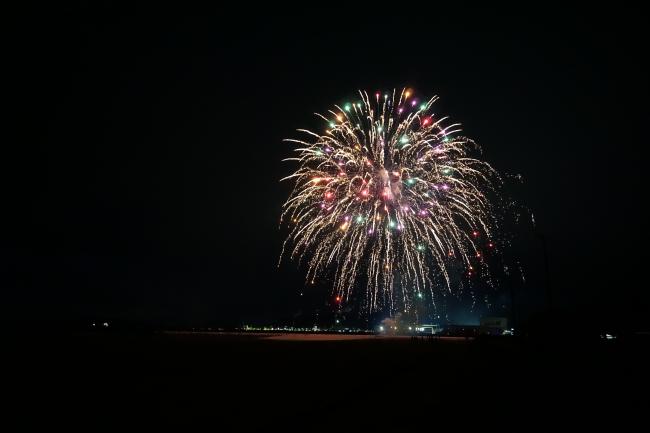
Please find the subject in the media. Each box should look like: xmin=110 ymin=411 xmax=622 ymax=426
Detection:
xmin=6 ymin=6 xmax=648 ymax=328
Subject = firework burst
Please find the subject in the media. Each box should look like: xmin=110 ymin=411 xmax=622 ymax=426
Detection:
xmin=281 ymin=89 xmax=501 ymax=312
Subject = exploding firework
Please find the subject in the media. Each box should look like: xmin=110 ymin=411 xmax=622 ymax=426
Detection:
xmin=280 ymin=89 xmax=501 ymax=312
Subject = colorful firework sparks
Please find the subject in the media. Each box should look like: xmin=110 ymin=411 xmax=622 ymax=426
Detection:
xmin=280 ymin=89 xmax=501 ymax=312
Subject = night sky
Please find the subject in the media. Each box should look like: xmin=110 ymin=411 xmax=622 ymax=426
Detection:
xmin=6 ymin=7 xmax=648 ymax=329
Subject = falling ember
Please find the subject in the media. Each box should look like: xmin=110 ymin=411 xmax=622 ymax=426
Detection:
xmin=280 ymin=88 xmax=501 ymax=312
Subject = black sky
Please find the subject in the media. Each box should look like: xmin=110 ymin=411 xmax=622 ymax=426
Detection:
xmin=6 ymin=6 xmax=649 ymax=328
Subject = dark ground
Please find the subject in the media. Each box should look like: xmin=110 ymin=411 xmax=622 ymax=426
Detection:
xmin=5 ymin=331 xmax=649 ymax=430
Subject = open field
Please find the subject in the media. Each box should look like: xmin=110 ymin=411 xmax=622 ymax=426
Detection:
xmin=5 ymin=331 xmax=648 ymax=429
